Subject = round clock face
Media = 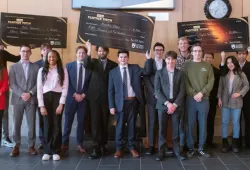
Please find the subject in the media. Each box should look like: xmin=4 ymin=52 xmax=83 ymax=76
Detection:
xmin=208 ymin=0 xmax=229 ymax=19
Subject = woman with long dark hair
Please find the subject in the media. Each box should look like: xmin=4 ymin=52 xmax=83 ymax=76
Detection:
xmin=37 ymin=50 xmax=69 ymax=161
xmin=0 ymin=57 xmax=9 ymax=147
xmin=218 ymin=56 xmax=249 ymax=153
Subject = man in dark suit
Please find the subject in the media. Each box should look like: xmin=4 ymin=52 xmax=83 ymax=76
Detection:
xmin=9 ymin=45 xmax=39 ymax=157
xmin=221 ymin=49 xmax=250 ymax=148
xmin=84 ymin=42 xmax=118 ymax=159
xmin=0 ymin=42 xmax=20 ymax=148
xmin=108 ymin=49 xmax=152 ymax=158
xmin=202 ymin=53 xmax=220 ymax=147
xmin=144 ymin=42 xmax=165 ymax=155
xmin=154 ymin=51 xmax=186 ymax=161
xmin=62 ymin=46 xmax=91 ymax=153
xmin=34 ymin=43 xmax=52 ymax=150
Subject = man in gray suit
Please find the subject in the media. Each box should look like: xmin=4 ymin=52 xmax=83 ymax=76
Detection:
xmin=154 ymin=51 xmax=186 ymax=161
xmin=9 ymin=45 xmax=39 ymax=157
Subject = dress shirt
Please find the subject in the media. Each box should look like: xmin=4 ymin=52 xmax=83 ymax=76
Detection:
xmin=21 ymin=60 xmax=30 ymax=80
xmin=239 ymin=61 xmax=246 ymax=69
xmin=168 ymin=70 xmax=174 ymax=99
xmin=100 ymin=58 xmax=107 ymax=70
xmin=119 ymin=65 xmax=135 ymax=97
xmin=155 ymin=58 xmax=163 ymax=70
xmin=77 ymin=60 xmax=85 ymax=91
xmin=37 ymin=65 xmax=69 ymax=107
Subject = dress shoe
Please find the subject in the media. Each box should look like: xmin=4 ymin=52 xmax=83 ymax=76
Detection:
xmin=10 ymin=146 xmax=20 ymax=157
xmin=28 ymin=147 xmax=38 ymax=155
xmin=61 ymin=144 xmax=69 ymax=151
xmin=146 ymin=146 xmax=155 ymax=155
xmin=89 ymin=149 xmax=101 ymax=159
xmin=114 ymin=150 xmax=123 ymax=158
xmin=77 ymin=145 xmax=86 ymax=153
xmin=130 ymin=149 xmax=140 ymax=158
xmin=101 ymin=146 xmax=109 ymax=155
xmin=156 ymin=152 xmax=164 ymax=161
xmin=165 ymin=148 xmax=174 ymax=156
xmin=37 ymin=143 xmax=43 ymax=150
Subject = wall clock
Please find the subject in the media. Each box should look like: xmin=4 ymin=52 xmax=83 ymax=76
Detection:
xmin=204 ymin=0 xmax=232 ymax=19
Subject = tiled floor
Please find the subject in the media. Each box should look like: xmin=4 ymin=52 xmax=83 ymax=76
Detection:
xmin=1 ymin=138 xmax=250 ymax=170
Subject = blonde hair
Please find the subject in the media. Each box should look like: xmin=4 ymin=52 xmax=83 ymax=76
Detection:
xmin=178 ymin=36 xmax=189 ymax=44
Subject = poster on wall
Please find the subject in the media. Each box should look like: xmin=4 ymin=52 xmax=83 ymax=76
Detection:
xmin=77 ymin=6 xmax=155 ymax=53
xmin=177 ymin=17 xmax=249 ymax=53
xmin=72 ymin=0 xmax=175 ymax=9
xmin=0 ymin=12 xmax=67 ymax=48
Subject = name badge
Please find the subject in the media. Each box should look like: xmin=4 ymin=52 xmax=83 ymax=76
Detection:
xmin=201 ymin=68 xmax=207 ymax=72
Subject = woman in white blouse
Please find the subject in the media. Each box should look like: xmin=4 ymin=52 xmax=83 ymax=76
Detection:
xmin=37 ymin=50 xmax=69 ymax=161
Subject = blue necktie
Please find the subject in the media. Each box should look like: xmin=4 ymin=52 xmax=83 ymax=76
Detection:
xmin=123 ymin=67 xmax=128 ymax=99
xmin=77 ymin=63 xmax=83 ymax=93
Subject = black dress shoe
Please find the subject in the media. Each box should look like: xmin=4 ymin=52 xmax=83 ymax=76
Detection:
xmin=146 ymin=146 xmax=155 ymax=155
xmin=89 ymin=149 xmax=101 ymax=159
xmin=101 ymin=147 xmax=109 ymax=155
xmin=165 ymin=148 xmax=174 ymax=156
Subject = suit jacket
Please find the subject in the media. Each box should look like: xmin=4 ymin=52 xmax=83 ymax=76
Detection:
xmin=209 ymin=65 xmax=220 ymax=103
xmin=34 ymin=59 xmax=44 ymax=68
xmin=154 ymin=68 xmax=185 ymax=110
xmin=217 ymin=72 xmax=249 ymax=109
xmin=65 ymin=61 xmax=91 ymax=103
xmin=84 ymin=56 xmax=117 ymax=103
xmin=220 ymin=61 xmax=250 ymax=100
xmin=9 ymin=61 xmax=39 ymax=105
xmin=108 ymin=60 xmax=152 ymax=112
xmin=0 ymin=69 xmax=8 ymax=109
xmin=144 ymin=58 xmax=166 ymax=105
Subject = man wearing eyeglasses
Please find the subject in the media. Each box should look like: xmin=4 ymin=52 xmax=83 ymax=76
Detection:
xmin=184 ymin=44 xmax=214 ymax=158
xmin=9 ymin=45 xmax=39 ymax=157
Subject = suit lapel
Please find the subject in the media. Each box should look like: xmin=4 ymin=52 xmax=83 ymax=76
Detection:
xmin=17 ymin=62 xmax=26 ymax=81
xmin=115 ymin=67 xmax=122 ymax=86
xmin=128 ymin=64 xmax=133 ymax=86
xmin=153 ymin=60 xmax=157 ymax=73
xmin=173 ymin=69 xmax=178 ymax=92
xmin=162 ymin=68 xmax=169 ymax=84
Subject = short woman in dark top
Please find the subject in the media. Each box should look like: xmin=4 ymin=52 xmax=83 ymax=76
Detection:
xmin=217 ymin=56 xmax=249 ymax=153
xmin=37 ymin=50 xmax=69 ymax=161
xmin=0 ymin=57 xmax=9 ymax=147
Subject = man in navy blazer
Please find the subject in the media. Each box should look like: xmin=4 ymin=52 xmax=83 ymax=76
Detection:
xmin=108 ymin=49 xmax=152 ymax=158
xmin=34 ymin=43 xmax=52 ymax=150
xmin=62 ymin=46 xmax=91 ymax=153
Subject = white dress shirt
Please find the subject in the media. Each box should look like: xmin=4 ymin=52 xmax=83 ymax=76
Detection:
xmin=119 ymin=65 xmax=135 ymax=97
xmin=77 ymin=60 xmax=85 ymax=91
xmin=155 ymin=58 xmax=163 ymax=70
xmin=21 ymin=60 xmax=30 ymax=81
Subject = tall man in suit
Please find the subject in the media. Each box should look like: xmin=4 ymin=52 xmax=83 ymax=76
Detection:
xmin=154 ymin=51 xmax=186 ymax=161
xmin=84 ymin=42 xmax=118 ymax=159
xmin=221 ymin=49 xmax=250 ymax=148
xmin=9 ymin=45 xmax=39 ymax=157
xmin=0 ymin=42 xmax=20 ymax=148
xmin=34 ymin=43 xmax=52 ymax=150
xmin=144 ymin=42 xmax=165 ymax=155
xmin=62 ymin=46 xmax=91 ymax=153
xmin=202 ymin=53 xmax=220 ymax=147
xmin=108 ymin=49 xmax=152 ymax=158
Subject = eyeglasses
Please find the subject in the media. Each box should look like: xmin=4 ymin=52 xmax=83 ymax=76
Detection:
xmin=21 ymin=51 xmax=31 ymax=53
xmin=155 ymin=49 xmax=164 ymax=52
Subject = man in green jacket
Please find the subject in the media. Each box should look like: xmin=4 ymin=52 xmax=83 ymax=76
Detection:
xmin=184 ymin=44 xmax=214 ymax=158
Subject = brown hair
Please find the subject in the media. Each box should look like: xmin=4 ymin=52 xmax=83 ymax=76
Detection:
xmin=75 ymin=46 xmax=87 ymax=54
xmin=96 ymin=46 xmax=109 ymax=53
xmin=40 ymin=43 xmax=52 ymax=50
xmin=165 ymin=51 xmax=177 ymax=59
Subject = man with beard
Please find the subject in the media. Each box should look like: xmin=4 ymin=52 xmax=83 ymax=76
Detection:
xmin=85 ymin=42 xmax=118 ymax=159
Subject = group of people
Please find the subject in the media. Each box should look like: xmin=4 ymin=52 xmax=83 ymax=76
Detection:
xmin=0 ymin=36 xmax=250 ymax=162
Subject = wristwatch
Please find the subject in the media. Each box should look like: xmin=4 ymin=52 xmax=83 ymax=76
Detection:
xmin=29 ymin=91 xmax=33 ymax=96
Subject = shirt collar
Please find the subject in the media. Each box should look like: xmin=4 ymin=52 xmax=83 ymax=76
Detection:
xmin=119 ymin=64 xmax=128 ymax=69
xmin=77 ymin=60 xmax=84 ymax=65
xmin=49 ymin=65 xmax=57 ymax=71
xmin=100 ymin=58 xmax=107 ymax=63
xmin=154 ymin=57 xmax=163 ymax=62
xmin=20 ymin=60 xmax=30 ymax=64
xmin=239 ymin=61 xmax=246 ymax=67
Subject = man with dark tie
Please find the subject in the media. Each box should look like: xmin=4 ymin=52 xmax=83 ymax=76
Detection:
xmin=84 ymin=42 xmax=117 ymax=159
xmin=0 ymin=42 xmax=20 ymax=148
xmin=62 ymin=46 xmax=91 ymax=153
xmin=9 ymin=45 xmax=39 ymax=157
xmin=144 ymin=42 xmax=165 ymax=155
xmin=154 ymin=51 xmax=186 ymax=161
xmin=220 ymin=49 xmax=250 ymax=148
xmin=108 ymin=49 xmax=152 ymax=158
xmin=34 ymin=43 xmax=52 ymax=150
